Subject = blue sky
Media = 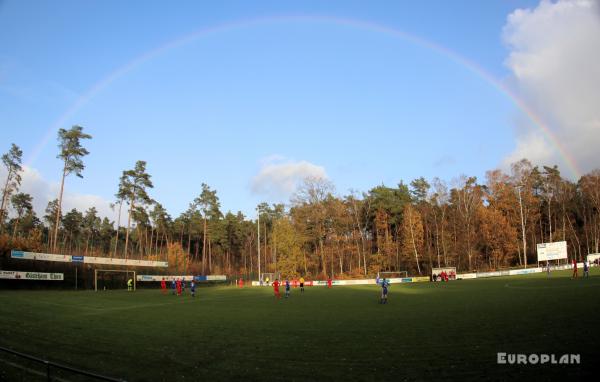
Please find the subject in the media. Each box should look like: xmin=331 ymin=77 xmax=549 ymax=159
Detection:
xmin=2 ymin=0 xmax=597 ymax=221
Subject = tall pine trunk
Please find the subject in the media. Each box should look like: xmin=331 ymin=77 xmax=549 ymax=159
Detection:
xmin=0 ymin=170 xmax=12 ymax=233
xmin=209 ymin=238 xmax=212 ymax=273
xmin=53 ymin=167 xmax=67 ymax=253
xmin=409 ymin=208 xmax=421 ymax=275
xmin=124 ymin=196 xmax=134 ymax=260
xmin=12 ymin=216 xmax=20 ymax=238
xmin=113 ymin=200 xmax=122 ymax=258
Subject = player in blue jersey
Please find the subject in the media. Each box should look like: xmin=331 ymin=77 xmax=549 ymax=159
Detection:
xmin=379 ymin=278 xmax=390 ymax=304
xmin=171 ymin=279 xmax=176 ymax=295
xmin=285 ymin=279 xmax=291 ymax=298
xmin=190 ymin=280 xmax=196 ymax=297
xmin=181 ymin=279 xmax=186 ymax=294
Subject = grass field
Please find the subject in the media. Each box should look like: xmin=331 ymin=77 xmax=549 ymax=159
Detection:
xmin=0 ymin=269 xmax=598 ymax=381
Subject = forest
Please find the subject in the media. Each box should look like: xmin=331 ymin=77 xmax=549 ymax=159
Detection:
xmin=2 ymin=126 xmax=599 ymax=279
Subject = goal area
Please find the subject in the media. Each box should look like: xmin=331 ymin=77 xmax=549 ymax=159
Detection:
xmin=94 ymin=269 xmax=136 ymax=291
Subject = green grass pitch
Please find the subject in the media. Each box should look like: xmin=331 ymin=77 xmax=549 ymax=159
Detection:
xmin=0 ymin=270 xmax=597 ymax=381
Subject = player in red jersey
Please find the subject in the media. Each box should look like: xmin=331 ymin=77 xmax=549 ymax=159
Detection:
xmin=572 ymin=259 xmax=578 ymax=278
xmin=272 ymin=279 xmax=281 ymax=299
xmin=160 ymin=278 xmax=167 ymax=294
xmin=327 ymin=278 xmax=332 ymax=288
xmin=238 ymin=278 xmax=244 ymax=288
xmin=176 ymin=278 xmax=182 ymax=295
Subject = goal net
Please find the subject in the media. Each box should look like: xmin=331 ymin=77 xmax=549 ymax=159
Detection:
xmin=95 ymin=269 xmax=136 ymax=291
xmin=432 ymin=267 xmax=456 ymax=281
xmin=259 ymin=272 xmax=279 ymax=286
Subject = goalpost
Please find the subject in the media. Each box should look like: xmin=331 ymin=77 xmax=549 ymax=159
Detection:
xmin=94 ymin=269 xmax=136 ymax=291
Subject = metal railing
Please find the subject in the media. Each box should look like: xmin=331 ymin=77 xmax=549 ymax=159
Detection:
xmin=0 ymin=345 xmax=126 ymax=381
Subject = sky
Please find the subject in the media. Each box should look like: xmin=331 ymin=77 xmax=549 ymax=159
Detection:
xmin=1 ymin=0 xmax=599 ymax=222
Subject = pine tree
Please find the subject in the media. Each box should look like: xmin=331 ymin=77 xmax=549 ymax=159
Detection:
xmin=118 ymin=161 xmax=153 ymax=259
xmin=0 ymin=143 xmax=23 ymax=231
xmin=53 ymin=126 xmax=92 ymax=252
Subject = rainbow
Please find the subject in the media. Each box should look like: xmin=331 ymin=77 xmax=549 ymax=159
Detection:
xmin=26 ymin=15 xmax=581 ymax=178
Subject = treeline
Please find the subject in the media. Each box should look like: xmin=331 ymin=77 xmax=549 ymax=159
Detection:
xmin=1 ymin=126 xmax=600 ymax=278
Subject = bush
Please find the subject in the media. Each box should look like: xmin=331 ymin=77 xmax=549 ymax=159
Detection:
xmin=0 ymin=233 xmax=44 ymax=258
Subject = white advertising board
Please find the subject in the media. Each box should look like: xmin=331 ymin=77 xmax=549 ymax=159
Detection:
xmin=0 ymin=270 xmax=64 ymax=280
xmin=553 ymin=264 xmax=574 ymax=271
xmin=587 ymin=253 xmax=600 ymax=263
xmin=508 ymin=268 xmax=542 ymax=276
xmin=457 ymin=273 xmax=477 ymax=280
xmin=10 ymin=251 xmax=71 ymax=262
xmin=477 ymin=271 xmax=503 ymax=278
xmin=87 ymin=256 xmax=168 ymax=267
xmin=251 ymin=277 xmax=427 ymax=287
xmin=136 ymin=275 xmax=226 ymax=282
xmin=537 ymin=241 xmax=567 ymax=262
xmin=11 ymin=250 xmax=168 ymax=268
xmin=137 ymin=275 xmax=194 ymax=282
xmin=86 ymin=256 xmax=127 ymax=266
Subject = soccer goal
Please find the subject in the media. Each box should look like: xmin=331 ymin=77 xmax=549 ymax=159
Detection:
xmin=432 ymin=267 xmax=457 ymax=281
xmin=94 ymin=269 xmax=136 ymax=291
xmin=259 ymin=272 xmax=280 ymax=286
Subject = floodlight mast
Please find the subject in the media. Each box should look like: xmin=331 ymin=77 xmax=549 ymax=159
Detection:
xmin=257 ymin=206 xmax=261 ymax=285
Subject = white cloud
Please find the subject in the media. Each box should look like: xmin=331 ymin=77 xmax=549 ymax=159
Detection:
xmin=502 ymin=0 xmax=600 ymax=177
xmin=0 ymin=165 xmax=115 ymax=224
xmin=251 ymin=157 xmax=328 ymax=201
